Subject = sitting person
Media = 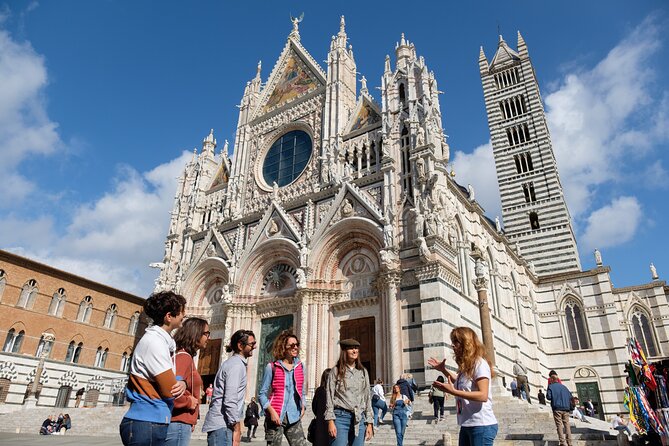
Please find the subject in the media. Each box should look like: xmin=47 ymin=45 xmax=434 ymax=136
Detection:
xmin=612 ymin=413 xmax=632 ymax=436
xmin=571 ymin=397 xmax=589 ymax=423
xmin=58 ymin=414 xmax=71 ymax=434
xmin=40 ymin=416 xmax=53 ymax=435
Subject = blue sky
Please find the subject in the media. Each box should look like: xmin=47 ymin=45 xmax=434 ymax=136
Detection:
xmin=0 ymin=1 xmax=667 ymax=295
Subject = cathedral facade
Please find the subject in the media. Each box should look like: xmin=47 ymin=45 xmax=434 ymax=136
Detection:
xmin=156 ymin=18 xmax=668 ymax=418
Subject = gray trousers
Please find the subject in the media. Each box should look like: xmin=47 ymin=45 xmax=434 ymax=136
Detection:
xmin=264 ymin=418 xmax=308 ymax=446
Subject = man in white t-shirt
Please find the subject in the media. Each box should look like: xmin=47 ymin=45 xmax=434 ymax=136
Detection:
xmin=371 ymin=378 xmax=388 ymax=427
xmin=612 ymin=414 xmax=632 ymax=436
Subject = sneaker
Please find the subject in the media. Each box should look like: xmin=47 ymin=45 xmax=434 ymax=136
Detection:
xmin=378 ymin=420 xmax=384 ymax=425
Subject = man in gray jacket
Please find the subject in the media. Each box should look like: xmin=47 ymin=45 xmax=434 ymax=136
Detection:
xmin=203 ymin=329 xmax=256 ymax=446
xmin=513 ymin=359 xmax=531 ymax=404
xmin=546 ymin=373 xmax=573 ymax=446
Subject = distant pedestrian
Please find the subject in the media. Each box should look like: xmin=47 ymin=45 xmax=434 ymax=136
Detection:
xmin=258 ymin=330 xmax=308 ymax=446
xmin=74 ymin=387 xmax=85 ymax=408
xmin=311 ymin=368 xmax=331 ymax=445
xmin=429 ymin=376 xmax=446 ymax=422
xmin=547 ymin=370 xmax=562 ymax=387
xmin=429 ymin=327 xmax=497 ymax=446
xmin=584 ymin=399 xmax=595 ymax=417
xmin=243 ymin=397 xmax=259 ymax=440
xmin=395 ymin=374 xmax=415 ymax=419
xmin=510 ymin=379 xmax=518 ymax=398
xmin=40 ymin=416 xmax=54 ymax=435
xmin=119 ymin=291 xmax=188 ymax=446
xmin=202 ymin=329 xmax=256 ymax=446
xmin=371 ymin=378 xmax=388 ymax=427
xmin=612 ymin=413 xmax=632 ymax=436
xmin=390 ymin=384 xmax=411 ymax=446
xmin=570 ymin=397 xmax=589 ymax=423
xmin=546 ymin=373 xmax=573 ymax=446
xmin=325 ymin=338 xmax=373 ymax=446
xmin=538 ymin=389 xmax=546 ymax=405
xmin=513 ymin=359 xmax=531 ymax=404
xmin=166 ymin=317 xmax=210 ymax=446
xmin=205 ymin=384 xmax=214 ymax=405
xmin=57 ymin=414 xmax=71 ymax=434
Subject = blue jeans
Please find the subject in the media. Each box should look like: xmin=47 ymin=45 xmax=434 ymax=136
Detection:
xmin=330 ymin=408 xmax=365 ymax=446
xmin=458 ymin=424 xmax=498 ymax=446
xmin=119 ymin=418 xmax=168 ymax=445
xmin=372 ymin=398 xmax=388 ymax=426
xmin=207 ymin=426 xmax=234 ymax=446
xmin=165 ymin=421 xmax=192 ymax=446
xmin=392 ymin=409 xmax=408 ymax=446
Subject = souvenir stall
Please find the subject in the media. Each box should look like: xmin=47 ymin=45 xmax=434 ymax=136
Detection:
xmin=625 ymin=338 xmax=669 ymax=443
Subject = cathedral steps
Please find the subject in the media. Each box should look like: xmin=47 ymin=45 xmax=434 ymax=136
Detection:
xmin=0 ymin=393 xmax=619 ymax=445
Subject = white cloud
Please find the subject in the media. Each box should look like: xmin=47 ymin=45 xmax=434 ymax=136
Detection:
xmin=580 ymin=196 xmax=642 ymax=251
xmin=545 ymin=15 xmax=667 ymax=218
xmin=0 ymin=27 xmax=62 ymax=206
xmin=4 ymin=151 xmax=192 ymax=295
xmin=450 ymin=141 xmax=502 ymax=220
xmin=0 ymin=22 xmax=194 ymax=296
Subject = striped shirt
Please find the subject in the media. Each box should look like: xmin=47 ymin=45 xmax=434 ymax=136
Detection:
xmin=123 ymin=325 xmax=178 ymax=424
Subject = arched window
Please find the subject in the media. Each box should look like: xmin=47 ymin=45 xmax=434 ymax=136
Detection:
xmin=77 ymin=296 xmax=93 ymax=323
xmin=104 ymin=304 xmax=118 ymax=329
xmin=94 ymin=347 xmax=109 ymax=368
xmin=94 ymin=347 xmax=103 ymax=367
xmin=400 ymin=125 xmax=412 ymax=198
xmin=120 ymin=352 xmax=131 ymax=372
xmin=399 ymin=83 xmax=406 ymax=106
xmin=48 ymin=288 xmax=66 ymax=317
xmin=0 ymin=269 xmax=6 ymax=302
xmin=529 ymin=212 xmax=540 ymax=230
xmin=565 ymin=299 xmax=590 ymax=350
xmin=73 ymin=342 xmax=83 ymax=363
xmin=101 ymin=348 xmax=109 ymax=368
xmin=35 ymin=335 xmax=55 ymax=358
xmin=17 ymin=279 xmax=38 ymax=309
xmin=631 ymin=308 xmax=659 ymax=357
xmin=128 ymin=312 xmax=140 ymax=335
xmin=65 ymin=341 xmax=75 ymax=362
xmin=3 ymin=328 xmax=24 ymax=353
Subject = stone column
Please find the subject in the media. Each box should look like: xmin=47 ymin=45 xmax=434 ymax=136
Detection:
xmin=24 ymin=333 xmax=55 ymax=408
xmin=471 ymin=248 xmax=495 ymax=369
xmin=380 ymin=271 xmax=402 ymax=382
xmin=297 ymin=291 xmax=309 ymax=363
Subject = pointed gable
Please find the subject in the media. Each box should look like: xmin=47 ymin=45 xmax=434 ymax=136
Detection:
xmin=345 ymin=96 xmax=382 ymax=134
xmin=490 ymin=35 xmax=520 ymax=71
xmin=254 ymin=38 xmax=326 ymax=118
xmin=208 ymin=161 xmax=230 ymax=190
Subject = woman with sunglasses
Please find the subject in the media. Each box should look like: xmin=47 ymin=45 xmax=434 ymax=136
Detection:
xmin=165 ymin=317 xmax=210 ymax=446
xmin=258 ymin=330 xmax=308 ymax=446
xmin=325 ymin=339 xmax=373 ymax=446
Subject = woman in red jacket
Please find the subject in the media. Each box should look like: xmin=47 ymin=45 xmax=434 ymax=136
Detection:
xmin=165 ymin=317 xmax=209 ymax=446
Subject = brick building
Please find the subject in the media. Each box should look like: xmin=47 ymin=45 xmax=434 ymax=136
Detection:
xmin=0 ymin=249 xmax=147 ymax=410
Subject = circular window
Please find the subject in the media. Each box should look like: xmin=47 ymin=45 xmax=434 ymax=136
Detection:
xmin=262 ymin=130 xmax=311 ymax=187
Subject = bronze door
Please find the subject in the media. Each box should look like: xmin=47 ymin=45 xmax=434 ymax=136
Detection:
xmin=340 ymin=317 xmax=376 ymax=382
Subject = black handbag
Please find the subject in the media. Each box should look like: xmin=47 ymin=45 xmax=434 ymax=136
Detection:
xmin=307 ymin=419 xmax=317 ymax=443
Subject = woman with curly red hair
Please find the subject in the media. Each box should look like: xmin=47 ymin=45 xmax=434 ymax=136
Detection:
xmin=428 ymin=327 xmax=497 ymax=446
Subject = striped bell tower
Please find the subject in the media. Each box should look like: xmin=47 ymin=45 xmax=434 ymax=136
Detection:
xmin=479 ymin=32 xmax=581 ymax=276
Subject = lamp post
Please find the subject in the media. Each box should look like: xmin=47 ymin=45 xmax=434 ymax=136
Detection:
xmin=470 ymin=246 xmax=495 ymax=369
xmin=23 ymin=332 xmax=55 ymax=408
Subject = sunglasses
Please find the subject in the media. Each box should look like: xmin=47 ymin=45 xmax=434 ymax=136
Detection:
xmin=286 ymin=342 xmax=300 ymax=349
xmin=203 ymin=331 xmax=211 ymax=337
xmin=245 ymin=341 xmax=257 ymax=347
